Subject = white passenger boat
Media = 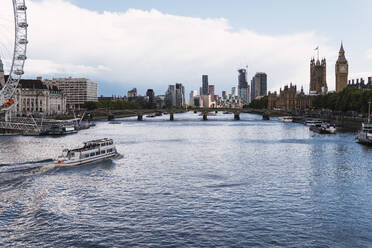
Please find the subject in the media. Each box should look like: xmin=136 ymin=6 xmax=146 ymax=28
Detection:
xmin=278 ymin=116 xmax=293 ymax=123
xmin=55 ymin=138 xmax=119 ymax=166
xmin=305 ymin=119 xmax=323 ymax=126
xmin=310 ymin=123 xmax=337 ymax=134
xmin=357 ymin=102 xmax=372 ymax=146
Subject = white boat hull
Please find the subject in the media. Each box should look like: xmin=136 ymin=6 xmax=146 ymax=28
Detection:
xmin=55 ymin=152 xmax=120 ymax=167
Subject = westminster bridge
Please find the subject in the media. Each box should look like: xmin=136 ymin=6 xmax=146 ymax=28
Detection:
xmin=88 ymin=108 xmax=281 ymax=121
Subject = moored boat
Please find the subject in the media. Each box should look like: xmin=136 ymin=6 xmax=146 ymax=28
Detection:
xmin=278 ymin=116 xmax=293 ymax=123
xmin=305 ymin=119 xmax=323 ymax=126
xmin=55 ymin=138 xmax=119 ymax=166
xmin=310 ymin=123 xmax=336 ymax=134
xmin=357 ymin=102 xmax=372 ymax=145
xmin=356 ymin=123 xmax=372 ymax=145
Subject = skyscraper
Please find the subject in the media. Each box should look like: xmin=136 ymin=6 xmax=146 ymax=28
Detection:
xmin=175 ymin=83 xmax=185 ymax=107
xmin=238 ymin=69 xmax=250 ymax=104
xmin=251 ymin=73 xmax=267 ymax=100
xmin=208 ymin=85 xmax=215 ymax=100
xmin=231 ymin=87 xmax=238 ymax=97
xmin=202 ymin=75 xmax=209 ymax=95
xmin=189 ymin=90 xmax=198 ymax=106
xmin=165 ymin=85 xmax=176 ymax=106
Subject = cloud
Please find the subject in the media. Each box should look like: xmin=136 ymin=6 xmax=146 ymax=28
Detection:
xmin=0 ymin=0 xmax=350 ymax=95
xmin=367 ymin=50 xmax=372 ymax=60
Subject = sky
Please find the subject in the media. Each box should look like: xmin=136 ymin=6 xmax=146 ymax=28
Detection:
xmin=0 ymin=0 xmax=372 ymax=96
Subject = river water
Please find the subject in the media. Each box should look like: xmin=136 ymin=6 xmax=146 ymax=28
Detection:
xmin=0 ymin=112 xmax=372 ymax=247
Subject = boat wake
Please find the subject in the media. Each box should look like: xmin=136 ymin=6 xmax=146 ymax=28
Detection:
xmin=0 ymin=159 xmax=57 ymax=187
xmin=0 ymin=158 xmax=54 ymax=168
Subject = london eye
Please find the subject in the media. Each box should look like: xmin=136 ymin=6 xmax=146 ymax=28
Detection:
xmin=0 ymin=0 xmax=28 ymax=112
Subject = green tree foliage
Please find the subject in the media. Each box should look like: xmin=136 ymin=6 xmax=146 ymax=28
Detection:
xmin=82 ymin=101 xmax=99 ymax=110
xmin=247 ymin=96 xmax=268 ymax=109
xmin=312 ymin=88 xmax=372 ymax=113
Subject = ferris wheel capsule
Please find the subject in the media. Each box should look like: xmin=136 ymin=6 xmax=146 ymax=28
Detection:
xmin=17 ymin=55 xmax=27 ymax=60
xmin=18 ymin=38 xmax=28 ymax=44
xmin=17 ymin=5 xmax=27 ymax=11
xmin=14 ymin=69 xmax=24 ymax=75
xmin=18 ymin=22 xmax=28 ymax=28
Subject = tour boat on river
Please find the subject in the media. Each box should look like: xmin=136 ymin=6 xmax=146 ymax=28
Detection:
xmin=278 ymin=116 xmax=293 ymax=123
xmin=55 ymin=138 xmax=119 ymax=166
xmin=357 ymin=103 xmax=372 ymax=146
xmin=310 ymin=123 xmax=337 ymax=134
xmin=356 ymin=123 xmax=372 ymax=145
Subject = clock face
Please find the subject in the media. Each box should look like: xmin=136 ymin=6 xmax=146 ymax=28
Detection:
xmin=340 ymin=65 xmax=346 ymax=72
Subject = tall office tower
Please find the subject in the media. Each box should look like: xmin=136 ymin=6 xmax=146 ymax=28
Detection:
xmin=208 ymin=85 xmax=215 ymax=100
xmin=251 ymin=73 xmax=267 ymax=100
xmin=202 ymin=75 xmax=209 ymax=95
xmin=238 ymin=68 xmax=250 ymax=104
xmin=231 ymin=86 xmax=238 ymax=97
xmin=189 ymin=90 xmax=198 ymax=106
xmin=335 ymin=43 xmax=349 ymax=93
xmin=175 ymin=83 xmax=185 ymax=107
xmin=165 ymin=85 xmax=176 ymax=106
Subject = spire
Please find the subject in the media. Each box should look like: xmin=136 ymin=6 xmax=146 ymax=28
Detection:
xmin=337 ymin=41 xmax=347 ymax=62
xmin=340 ymin=41 xmax=345 ymax=53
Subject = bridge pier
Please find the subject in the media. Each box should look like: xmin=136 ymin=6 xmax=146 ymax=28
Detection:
xmin=203 ymin=112 xmax=208 ymax=121
xmin=234 ymin=112 xmax=240 ymax=121
xmin=137 ymin=113 xmax=143 ymax=121
xmin=170 ymin=112 xmax=174 ymax=121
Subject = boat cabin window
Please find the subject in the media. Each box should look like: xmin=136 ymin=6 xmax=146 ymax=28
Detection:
xmin=90 ymin=152 xmax=95 ymax=156
xmin=101 ymin=150 xmax=106 ymax=154
xmin=108 ymin=149 xmax=112 ymax=153
xmin=85 ymin=154 xmax=90 ymax=158
xmin=96 ymin=152 xmax=100 ymax=156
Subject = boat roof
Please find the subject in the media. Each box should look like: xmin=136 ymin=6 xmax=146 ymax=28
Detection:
xmin=84 ymin=138 xmax=113 ymax=144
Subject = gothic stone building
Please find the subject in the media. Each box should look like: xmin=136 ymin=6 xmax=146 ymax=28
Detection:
xmin=268 ymin=84 xmax=312 ymax=111
xmin=335 ymin=43 xmax=349 ymax=93
xmin=310 ymin=58 xmax=327 ymax=95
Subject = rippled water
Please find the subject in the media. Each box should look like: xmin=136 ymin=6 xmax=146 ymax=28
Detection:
xmin=1 ymin=112 xmax=372 ymax=247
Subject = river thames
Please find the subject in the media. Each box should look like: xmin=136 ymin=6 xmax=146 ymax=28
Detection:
xmin=0 ymin=112 xmax=372 ymax=247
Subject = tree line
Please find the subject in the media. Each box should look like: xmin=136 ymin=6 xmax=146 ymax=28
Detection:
xmin=312 ymin=88 xmax=372 ymax=113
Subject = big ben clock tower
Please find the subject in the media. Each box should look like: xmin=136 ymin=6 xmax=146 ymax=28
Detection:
xmin=335 ymin=43 xmax=348 ymax=93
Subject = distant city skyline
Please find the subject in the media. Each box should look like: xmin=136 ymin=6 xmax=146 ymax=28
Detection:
xmin=0 ymin=0 xmax=371 ymax=96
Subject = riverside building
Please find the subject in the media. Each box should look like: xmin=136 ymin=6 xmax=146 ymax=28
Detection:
xmin=251 ymin=72 xmax=267 ymax=100
xmin=45 ymin=77 xmax=98 ymax=110
xmin=268 ymin=84 xmax=312 ymax=111
xmin=238 ymin=68 xmax=250 ymax=104
xmin=309 ymin=57 xmax=327 ymax=95
xmin=4 ymin=76 xmax=66 ymax=117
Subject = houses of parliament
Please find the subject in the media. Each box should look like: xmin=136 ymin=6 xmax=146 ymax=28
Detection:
xmin=268 ymin=43 xmax=349 ymax=111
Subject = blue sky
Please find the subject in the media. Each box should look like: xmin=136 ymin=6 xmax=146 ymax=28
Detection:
xmin=4 ymin=0 xmax=372 ymax=96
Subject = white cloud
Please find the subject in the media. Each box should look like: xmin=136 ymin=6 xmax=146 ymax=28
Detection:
xmin=0 ymin=0 xmax=359 ymax=94
xmin=367 ymin=50 xmax=372 ymax=60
